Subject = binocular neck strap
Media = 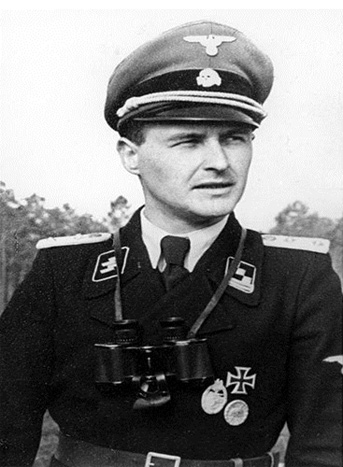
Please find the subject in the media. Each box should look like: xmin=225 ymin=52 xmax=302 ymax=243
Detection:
xmin=112 ymin=229 xmax=123 ymax=321
xmin=187 ymin=227 xmax=247 ymax=339
xmin=112 ymin=226 xmax=247 ymax=329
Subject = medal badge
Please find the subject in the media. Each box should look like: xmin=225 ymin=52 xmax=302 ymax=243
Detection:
xmin=201 ymin=379 xmax=228 ymax=414
xmin=223 ymin=399 xmax=249 ymax=426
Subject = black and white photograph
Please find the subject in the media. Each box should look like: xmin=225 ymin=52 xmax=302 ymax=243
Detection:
xmin=1 ymin=8 xmax=342 ymax=467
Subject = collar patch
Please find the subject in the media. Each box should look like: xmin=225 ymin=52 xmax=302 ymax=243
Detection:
xmin=92 ymin=247 xmax=129 ymax=282
xmin=225 ymin=257 xmax=256 ymax=294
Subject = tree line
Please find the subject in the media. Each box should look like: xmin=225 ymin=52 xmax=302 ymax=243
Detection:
xmin=1 ymin=182 xmax=342 ymax=314
xmin=0 ymin=182 xmax=132 ymax=313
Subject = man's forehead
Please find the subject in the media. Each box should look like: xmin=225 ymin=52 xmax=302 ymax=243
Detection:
xmin=143 ymin=122 xmax=254 ymax=138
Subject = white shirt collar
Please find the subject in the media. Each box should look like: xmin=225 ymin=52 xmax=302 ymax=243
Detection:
xmin=141 ymin=209 xmax=228 ymax=272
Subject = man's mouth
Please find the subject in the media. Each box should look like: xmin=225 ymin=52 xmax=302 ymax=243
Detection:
xmin=194 ymin=182 xmax=234 ymax=190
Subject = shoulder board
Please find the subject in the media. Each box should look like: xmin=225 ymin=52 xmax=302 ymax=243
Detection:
xmin=36 ymin=232 xmax=112 ymax=250
xmin=261 ymin=234 xmax=330 ymax=254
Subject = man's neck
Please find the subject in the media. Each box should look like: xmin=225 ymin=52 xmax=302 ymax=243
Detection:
xmin=143 ymin=207 xmax=229 ymax=235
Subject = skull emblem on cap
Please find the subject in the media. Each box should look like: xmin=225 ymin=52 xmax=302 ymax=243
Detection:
xmin=196 ymin=68 xmax=222 ymax=88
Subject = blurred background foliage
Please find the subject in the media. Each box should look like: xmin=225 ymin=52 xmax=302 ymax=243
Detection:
xmin=0 ymin=181 xmax=133 ymax=313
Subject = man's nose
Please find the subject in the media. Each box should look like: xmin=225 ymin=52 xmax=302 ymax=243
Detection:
xmin=204 ymin=139 xmax=230 ymax=171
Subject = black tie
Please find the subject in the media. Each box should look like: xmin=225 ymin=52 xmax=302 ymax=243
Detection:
xmin=160 ymin=236 xmax=191 ymax=291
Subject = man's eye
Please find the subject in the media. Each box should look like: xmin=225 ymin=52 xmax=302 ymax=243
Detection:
xmin=171 ymin=139 xmax=199 ymax=147
xmin=222 ymin=134 xmax=251 ymax=144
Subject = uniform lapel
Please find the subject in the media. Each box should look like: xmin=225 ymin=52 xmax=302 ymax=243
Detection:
xmin=135 ymin=214 xmax=263 ymax=341
xmin=202 ymin=214 xmax=262 ymax=307
xmin=185 ymin=214 xmax=263 ymax=336
xmin=83 ymin=210 xmax=166 ymax=328
xmin=82 ymin=211 xmax=263 ymax=334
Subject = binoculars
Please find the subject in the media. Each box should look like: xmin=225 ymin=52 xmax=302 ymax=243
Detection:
xmin=94 ymin=317 xmax=214 ymax=409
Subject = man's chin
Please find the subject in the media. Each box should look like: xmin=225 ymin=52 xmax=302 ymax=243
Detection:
xmin=192 ymin=200 xmax=236 ymax=219
xmin=185 ymin=208 xmax=233 ymax=228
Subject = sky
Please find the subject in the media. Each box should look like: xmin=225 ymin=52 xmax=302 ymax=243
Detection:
xmin=1 ymin=8 xmax=343 ymax=231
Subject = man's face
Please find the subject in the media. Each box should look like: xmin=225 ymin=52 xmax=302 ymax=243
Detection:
xmin=118 ymin=122 xmax=254 ymax=232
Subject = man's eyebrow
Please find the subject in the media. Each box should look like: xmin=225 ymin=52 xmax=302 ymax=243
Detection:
xmin=220 ymin=127 xmax=252 ymax=135
xmin=163 ymin=127 xmax=253 ymax=142
xmin=165 ymin=131 xmax=205 ymax=142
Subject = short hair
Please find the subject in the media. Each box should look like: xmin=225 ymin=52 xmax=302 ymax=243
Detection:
xmin=118 ymin=120 xmax=147 ymax=146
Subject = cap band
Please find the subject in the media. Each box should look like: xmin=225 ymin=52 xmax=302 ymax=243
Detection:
xmin=116 ymin=90 xmax=267 ymax=122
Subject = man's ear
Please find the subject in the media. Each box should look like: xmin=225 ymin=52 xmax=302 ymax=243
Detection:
xmin=116 ymin=137 xmax=140 ymax=175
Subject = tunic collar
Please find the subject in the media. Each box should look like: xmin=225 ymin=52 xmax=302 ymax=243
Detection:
xmin=83 ymin=208 xmax=263 ymax=309
xmin=141 ymin=209 xmax=229 ymax=272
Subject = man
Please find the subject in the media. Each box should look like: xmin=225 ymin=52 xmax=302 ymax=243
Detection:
xmin=0 ymin=20 xmax=342 ymax=467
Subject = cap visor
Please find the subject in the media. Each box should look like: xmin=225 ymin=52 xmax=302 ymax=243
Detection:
xmin=132 ymin=103 xmax=259 ymax=128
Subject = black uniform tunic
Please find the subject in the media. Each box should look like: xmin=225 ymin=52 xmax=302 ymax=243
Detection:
xmin=0 ymin=211 xmax=342 ymax=467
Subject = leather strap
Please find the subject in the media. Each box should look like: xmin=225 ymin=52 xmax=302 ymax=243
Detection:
xmin=187 ymin=227 xmax=247 ymax=338
xmin=111 ymin=226 xmax=247 ymax=330
xmin=56 ymin=433 xmax=279 ymax=467
xmin=112 ymin=229 xmax=123 ymax=321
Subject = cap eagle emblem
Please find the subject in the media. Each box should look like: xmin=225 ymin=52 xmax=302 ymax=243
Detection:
xmin=183 ymin=34 xmax=236 ymax=56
